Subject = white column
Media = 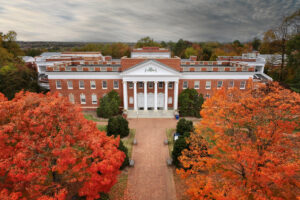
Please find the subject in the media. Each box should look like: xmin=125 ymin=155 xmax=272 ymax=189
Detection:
xmin=123 ymin=81 xmax=128 ymax=110
xmin=133 ymin=81 xmax=137 ymax=111
xmin=164 ymin=81 xmax=168 ymax=111
xmin=144 ymin=81 xmax=147 ymax=111
xmin=174 ymin=81 xmax=178 ymax=110
xmin=154 ymin=81 xmax=158 ymax=111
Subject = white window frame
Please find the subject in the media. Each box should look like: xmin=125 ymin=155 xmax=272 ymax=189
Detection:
xmin=217 ymin=81 xmax=223 ymax=89
xmin=100 ymin=67 xmax=107 ymax=72
xmin=129 ymin=82 xmax=133 ymax=89
xmin=91 ymin=94 xmax=97 ymax=104
xmin=168 ymin=82 xmax=173 ymax=89
xmin=79 ymin=80 xmax=85 ymax=89
xmin=65 ymin=67 xmax=71 ymax=71
xmin=112 ymin=66 xmax=119 ymax=72
xmin=138 ymin=82 xmax=143 ymax=89
xmin=113 ymin=80 xmax=119 ymax=89
xmin=90 ymin=81 xmax=96 ymax=89
xmin=56 ymin=80 xmax=62 ymax=89
xmin=102 ymin=80 xmax=107 ymax=89
xmin=69 ymin=93 xmax=75 ymax=104
xmin=129 ymin=97 xmax=133 ymax=104
xmin=148 ymin=82 xmax=153 ymax=89
xmin=168 ymin=97 xmax=172 ymax=104
xmin=205 ymin=81 xmax=211 ymax=90
xmin=183 ymin=81 xmax=188 ymax=89
xmin=158 ymin=82 xmax=163 ymax=89
xmin=228 ymin=80 xmax=234 ymax=89
xmin=240 ymin=81 xmax=246 ymax=89
xmin=194 ymin=81 xmax=200 ymax=89
xmin=205 ymin=93 xmax=210 ymax=99
xmin=67 ymin=81 xmax=73 ymax=89
xmin=77 ymin=66 xmax=83 ymax=71
xmin=80 ymin=94 xmax=86 ymax=104
xmin=89 ymin=67 xmax=95 ymax=71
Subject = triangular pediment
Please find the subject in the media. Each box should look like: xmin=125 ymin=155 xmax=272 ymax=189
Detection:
xmin=121 ymin=60 xmax=180 ymax=77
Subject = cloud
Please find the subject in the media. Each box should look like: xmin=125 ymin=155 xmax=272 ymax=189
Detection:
xmin=0 ymin=0 xmax=299 ymax=42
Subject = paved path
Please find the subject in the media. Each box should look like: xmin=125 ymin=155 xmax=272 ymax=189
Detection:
xmin=127 ymin=118 xmax=177 ymax=200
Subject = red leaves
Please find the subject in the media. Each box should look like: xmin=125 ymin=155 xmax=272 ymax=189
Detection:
xmin=0 ymin=91 xmax=124 ymax=199
xmin=180 ymin=82 xmax=300 ymax=199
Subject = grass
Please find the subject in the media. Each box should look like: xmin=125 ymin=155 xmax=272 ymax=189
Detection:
xmin=108 ymin=171 xmax=129 ymax=200
xmin=84 ymin=114 xmax=100 ymax=122
xmin=121 ymin=129 xmax=136 ymax=158
xmin=97 ymin=124 xmax=107 ymax=132
xmin=166 ymin=128 xmax=176 ymax=156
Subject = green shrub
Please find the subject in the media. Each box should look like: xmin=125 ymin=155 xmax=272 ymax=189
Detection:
xmin=107 ymin=116 xmax=129 ymax=138
xmin=172 ymin=135 xmax=189 ymax=168
xmin=176 ymin=118 xmax=193 ymax=135
xmin=118 ymin=140 xmax=130 ymax=170
xmin=178 ymin=88 xmax=204 ymax=117
xmin=97 ymin=90 xmax=121 ymax=118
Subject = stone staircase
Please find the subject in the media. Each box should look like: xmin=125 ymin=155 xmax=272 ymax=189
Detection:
xmin=127 ymin=110 xmax=175 ymax=118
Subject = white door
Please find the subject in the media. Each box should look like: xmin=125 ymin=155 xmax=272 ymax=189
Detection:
xmin=158 ymin=93 xmax=164 ymax=108
xmin=137 ymin=93 xmax=144 ymax=108
xmin=148 ymin=93 xmax=154 ymax=108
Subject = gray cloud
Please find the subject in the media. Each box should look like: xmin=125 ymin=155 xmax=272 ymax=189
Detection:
xmin=0 ymin=0 xmax=299 ymax=42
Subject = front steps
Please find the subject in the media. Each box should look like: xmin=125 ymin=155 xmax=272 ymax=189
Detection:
xmin=127 ymin=110 xmax=175 ymax=118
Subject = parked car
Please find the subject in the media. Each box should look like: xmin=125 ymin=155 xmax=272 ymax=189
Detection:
xmin=173 ymin=132 xmax=181 ymax=141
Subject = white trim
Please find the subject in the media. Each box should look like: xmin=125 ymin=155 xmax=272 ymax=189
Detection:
xmin=181 ymin=73 xmax=254 ymax=80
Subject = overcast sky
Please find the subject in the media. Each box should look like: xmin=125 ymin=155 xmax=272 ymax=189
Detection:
xmin=0 ymin=0 xmax=299 ymax=42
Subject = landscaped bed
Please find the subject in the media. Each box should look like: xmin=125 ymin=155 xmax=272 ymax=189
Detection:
xmin=166 ymin=128 xmax=189 ymax=200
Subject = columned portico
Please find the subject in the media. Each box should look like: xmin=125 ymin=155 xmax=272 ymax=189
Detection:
xmin=164 ymin=81 xmax=168 ymax=111
xmin=174 ymin=81 xmax=178 ymax=110
xmin=133 ymin=81 xmax=137 ymax=111
xmin=120 ymin=59 xmax=181 ymax=116
xmin=144 ymin=81 xmax=147 ymax=111
xmin=154 ymin=81 xmax=158 ymax=111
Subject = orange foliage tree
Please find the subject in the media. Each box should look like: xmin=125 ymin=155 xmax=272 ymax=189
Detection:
xmin=179 ymin=82 xmax=300 ymax=200
xmin=0 ymin=92 xmax=125 ymax=200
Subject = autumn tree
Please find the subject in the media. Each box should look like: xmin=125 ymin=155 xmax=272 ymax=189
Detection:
xmin=179 ymin=82 xmax=300 ymax=200
xmin=0 ymin=91 xmax=125 ymax=200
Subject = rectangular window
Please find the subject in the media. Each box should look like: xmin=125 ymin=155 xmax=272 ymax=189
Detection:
xmin=129 ymin=82 xmax=133 ymax=89
xmin=217 ymin=81 xmax=223 ymax=89
xmin=90 ymin=81 xmax=96 ymax=89
xmin=69 ymin=93 xmax=74 ymax=103
xmin=102 ymin=80 xmax=107 ymax=89
xmin=158 ymin=82 xmax=163 ymax=89
xmin=100 ymin=67 xmax=107 ymax=72
xmin=183 ymin=81 xmax=188 ymax=89
xmin=138 ymin=82 xmax=143 ymax=89
xmin=148 ymin=82 xmax=153 ymax=89
xmin=205 ymin=81 xmax=211 ymax=89
xmin=80 ymin=94 xmax=86 ymax=104
xmin=168 ymin=97 xmax=172 ymax=104
xmin=65 ymin=67 xmax=71 ymax=71
xmin=129 ymin=97 xmax=133 ymax=104
xmin=89 ymin=67 xmax=95 ymax=71
xmin=79 ymin=80 xmax=85 ymax=89
xmin=240 ymin=81 xmax=246 ymax=89
xmin=92 ymin=94 xmax=97 ymax=104
xmin=194 ymin=81 xmax=200 ymax=89
xmin=228 ymin=80 xmax=234 ymax=88
xmin=56 ymin=80 xmax=62 ymax=89
xmin=113 ymin=80 xmax=119 ymax=89
xmin=67 ymin=81 xmax=73 ymax=89
xmin=77 ymin=66 xmax=83 ymax=71
xmin=112 ymin=66 xmax=119 ymax=72
xmin=205 ymin=93 xmax=210 ymax=98
xmin=168 ymin=82 xmax=173 ymax=89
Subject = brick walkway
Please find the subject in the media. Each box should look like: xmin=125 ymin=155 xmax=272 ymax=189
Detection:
xmin=127 ymin=118 xmax=177 ymax=200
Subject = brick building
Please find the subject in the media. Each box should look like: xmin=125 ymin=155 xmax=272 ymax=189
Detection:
xmin=43 ymin=47 xmax=272 ymax=116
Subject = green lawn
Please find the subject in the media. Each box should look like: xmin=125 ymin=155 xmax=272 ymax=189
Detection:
xmin=166 ymin=128 xmax=176 ymax=156
xmin=84 ymin=114 xmax=100 ymax=122
xmin=97 ymin=124 xmax=107 ymax=132
xmin=121 ymin=129 xmax=136 ymax=158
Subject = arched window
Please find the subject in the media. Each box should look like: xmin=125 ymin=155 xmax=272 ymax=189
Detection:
xmin=69 ymin=93 xmax=75 ymax=104
xmin=80 ymin=94 xmax=86 ymax=104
